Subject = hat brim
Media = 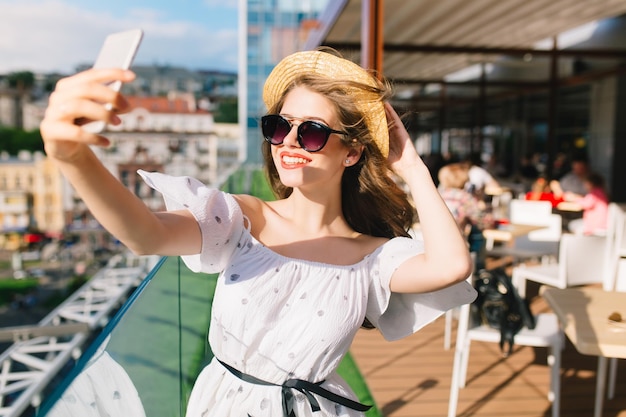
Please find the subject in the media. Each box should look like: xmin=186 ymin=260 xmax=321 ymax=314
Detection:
xmin=263 ymin=50 xmax=389 ymax=158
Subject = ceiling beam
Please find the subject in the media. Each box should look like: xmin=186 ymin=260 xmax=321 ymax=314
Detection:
xmin=393 ymin=79 xmax=548 ymax=88
xmin=392 ymin=64 xmax=626 ymax=113
xmin=325 ymin=42 xmax=626 ymax=58
xmin=391 ymin=64 xmax=626 ymax=89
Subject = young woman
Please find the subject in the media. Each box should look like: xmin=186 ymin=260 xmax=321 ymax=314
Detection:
xmin=40 ymin=49 xmax=475 ymax=417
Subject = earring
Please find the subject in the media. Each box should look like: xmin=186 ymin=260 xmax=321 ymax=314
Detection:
xmin=345 ymin=159 xmax=351 ymax=164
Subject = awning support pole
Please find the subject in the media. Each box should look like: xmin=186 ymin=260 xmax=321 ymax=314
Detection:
xmin=361 ymin=0 xmax=384 ymax=77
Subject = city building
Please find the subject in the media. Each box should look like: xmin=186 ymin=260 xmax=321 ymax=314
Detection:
xmin=239 ymin=0 xmax=331 ymax=164
xmin=0 ymin=93 xmax=240 ymax=251
xmin=0 ymin=151 xmax=65 ymax=250
xmin=0 ymin=62 xmax=241 ymax=251
xmin=91 ymin=94 xmax=240 ymax=210
xmin=125 ymin=65 xmax=238 ymax=99
xmin=1 ymin=65 xmax=238 ymax=131
xmin=0 ymin=90 xmax=24 ymax=129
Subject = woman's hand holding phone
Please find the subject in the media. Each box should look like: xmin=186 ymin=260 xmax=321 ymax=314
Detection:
xmin=40 ymin=29 xmax=143 ymax=162
xmin=82 ymin=29 xmax=143 ymax=133
xmin=40 ymin=69 xmax=135 ymax=162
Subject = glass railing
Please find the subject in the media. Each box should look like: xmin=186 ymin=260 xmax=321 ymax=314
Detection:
xmin=37 ymin=256 xmax=216 ymax=417
xmin=36 ymin=165 xmax=381 ymax=417
xmin=37 ymin=255 xmax=380 ymax=417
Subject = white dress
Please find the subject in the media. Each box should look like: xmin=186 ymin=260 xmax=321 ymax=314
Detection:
xmin=139 ymin=170 xmax=476 ymax=417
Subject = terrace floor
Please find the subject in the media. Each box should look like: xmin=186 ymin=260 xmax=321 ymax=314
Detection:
xmin=350 ymin=281 xmax=626 ymax=417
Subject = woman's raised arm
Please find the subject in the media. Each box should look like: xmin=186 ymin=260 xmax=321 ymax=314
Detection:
xmin=384 ymin=103 xmax=472 ymax=293
xmin=40 ymin=68 xmax=201 ymax=257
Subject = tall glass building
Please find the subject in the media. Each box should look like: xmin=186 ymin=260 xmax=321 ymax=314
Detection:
xmin=238 ymin=0 xmax=330 ymax=165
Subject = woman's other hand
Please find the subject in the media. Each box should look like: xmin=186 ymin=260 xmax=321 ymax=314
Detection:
xmin=383 ymin=102 xmax=472 ymax=292
xmin=40 ymin=68 xmax=135 ymax=163
xmin=384 ymin=102 xmax=421 ymax=177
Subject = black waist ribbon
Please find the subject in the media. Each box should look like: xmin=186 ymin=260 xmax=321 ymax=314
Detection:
xmin=217 ymin=358 xmax=372 ymax=417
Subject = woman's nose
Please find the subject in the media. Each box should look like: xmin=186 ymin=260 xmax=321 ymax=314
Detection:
xmin=282 ymin=124 xmax=300 ymax=148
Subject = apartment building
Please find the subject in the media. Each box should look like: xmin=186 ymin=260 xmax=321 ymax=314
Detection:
xmin=0 ymin=94 xmax=240 ymax=250
xmin=0 ymin=152 xmax=65 ymax=249
xmin=93 ymin=94 xmax=240 ymax=210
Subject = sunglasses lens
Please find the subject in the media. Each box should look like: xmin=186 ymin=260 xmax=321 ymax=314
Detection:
xmin=299 ymin=122 xmax=329 ymax=152
xmin=262 ymin=115 xmax=290 ymax=144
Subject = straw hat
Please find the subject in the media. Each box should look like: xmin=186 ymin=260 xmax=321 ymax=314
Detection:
xmin=263 ymin=50 xmax=389 ymax=157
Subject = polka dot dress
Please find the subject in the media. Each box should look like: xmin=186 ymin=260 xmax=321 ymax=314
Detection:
xmin=139 ymin=171 xmax=476 ymax=417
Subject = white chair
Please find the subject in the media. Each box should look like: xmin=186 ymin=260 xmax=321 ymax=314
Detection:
xmin=488 ymin=214 xmax=562 ymax=263
xmin=513 ymin=232 xmax=622 ymax=401
xmin=448 ymin=275 xmax=564 ymax=417
xmin=512 ymin=233 xmax=606 ymax=298
xmin=487 ymin=200 xmax=562 ymax=261
xmin=510 ymin=199 xmax=553 ymax=224
xmin=517 ymin=213 xmax=562 ymax=257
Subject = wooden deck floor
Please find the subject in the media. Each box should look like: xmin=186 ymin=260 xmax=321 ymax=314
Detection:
xmin=350 ymin=282 xmax=626 ymax=417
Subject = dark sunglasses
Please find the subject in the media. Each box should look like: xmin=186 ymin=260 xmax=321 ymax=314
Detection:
xmin=261 ymin=114 xmax=346 ymax=152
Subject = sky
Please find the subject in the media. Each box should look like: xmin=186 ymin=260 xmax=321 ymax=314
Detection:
xmin=0 ymin=0 xmax=239 ymax=75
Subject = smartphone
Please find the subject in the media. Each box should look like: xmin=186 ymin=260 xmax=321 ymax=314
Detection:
xmin=82 ymin=29 xmax=144 ymax=133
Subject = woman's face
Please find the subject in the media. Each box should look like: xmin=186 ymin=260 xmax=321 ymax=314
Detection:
xmin=270 ymin=86 xmax=355 ymax=191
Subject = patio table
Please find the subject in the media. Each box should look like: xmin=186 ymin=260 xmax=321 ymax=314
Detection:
xmin=540 ymin=286 xmax=626 ymax=417
xmin=483 ymin=223 xmax=546 ymax=250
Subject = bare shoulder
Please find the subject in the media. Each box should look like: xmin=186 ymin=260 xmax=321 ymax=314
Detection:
xmin=357 ymin=234 xmax=389 ymax=245
xmin=231 ymin=194 xmax=269 ymax=218
xmin=232 ymin=193 xmax=264 ymax=212
xmin=357 ymin=234 xmax=391 ymax=254
xmin=231 ymin=194 xmax=271 ymax=230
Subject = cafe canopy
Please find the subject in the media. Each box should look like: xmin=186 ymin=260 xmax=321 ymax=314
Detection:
xmin=305 ymin=0 xmax=626 ymax=198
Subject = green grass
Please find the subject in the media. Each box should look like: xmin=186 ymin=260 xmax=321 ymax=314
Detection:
xmin=338 ymin=352 xmax=382 ymax=417
xmin=222 ymin=165 xmax=276 ymax=201
xmin=0 ymin=277 xmax=39 ymax=304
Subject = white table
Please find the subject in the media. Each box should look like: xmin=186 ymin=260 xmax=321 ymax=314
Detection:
xmin=483 ymin=223 xmax=546 ymax=250
xmin=541 ymin=286 xmax=626 ymax=417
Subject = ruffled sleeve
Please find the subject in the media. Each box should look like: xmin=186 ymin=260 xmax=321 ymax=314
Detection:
xmin=366 ymin=237 xmax=477 ymax=341
xmin=137 ymin=170 xmax=245 ymax=274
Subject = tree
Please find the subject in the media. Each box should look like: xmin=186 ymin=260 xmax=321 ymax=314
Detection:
xmin=0 ymin=127 xmax=44 ymax=155
xmin=7 ymin=71 xmax=35 ymax=91
xmin=213 ymin=97 xmax=238 ymax=123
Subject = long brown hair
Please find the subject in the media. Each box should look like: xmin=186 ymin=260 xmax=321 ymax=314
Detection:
xmin=261 ymin=74 xmax=415 ymax=239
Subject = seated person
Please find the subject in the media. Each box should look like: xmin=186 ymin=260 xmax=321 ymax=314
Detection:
xmin=438 ymin=163 xmax=495 ymax=269
xmin=525 ymin=176 xmax=564 ymax=208
xmin=559 ymin=172 xmax=609 ymax=236
xmin=462 ymin=153 xmax=501 ymax=199
xmin=439 ymin=163 xmax=494 ymax=232
xmin=551 ymin=154 xmax=590 ymax=196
